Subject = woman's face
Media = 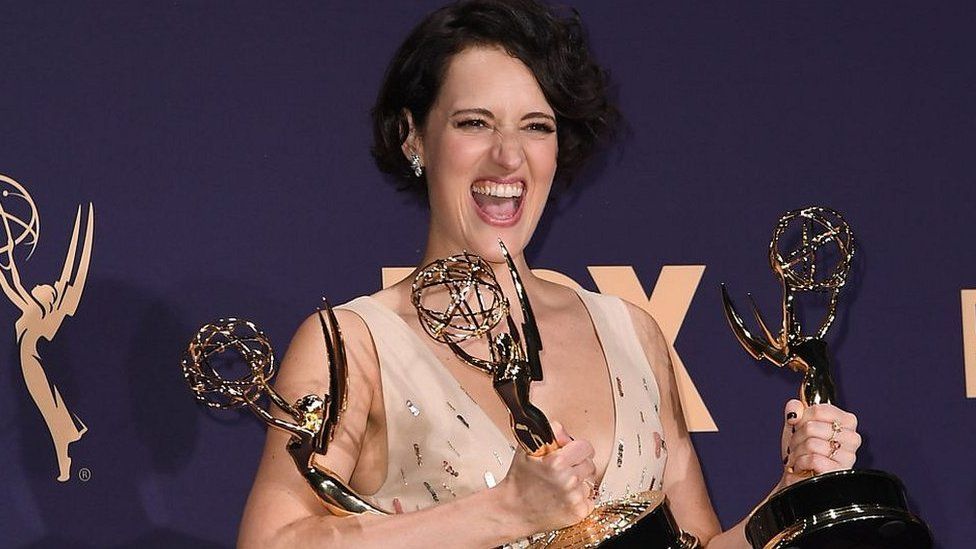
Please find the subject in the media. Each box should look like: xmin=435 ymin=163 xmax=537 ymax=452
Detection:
xmin=408 ymin=46 xmax=558 ymax=263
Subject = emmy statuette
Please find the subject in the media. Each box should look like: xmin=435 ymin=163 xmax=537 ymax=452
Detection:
xmin=181 ymin=302 xmax=388 ymax=517
xmin=412 ymin=240 xmax=699 ymax=549
xmin=721 ymin=206 xmax=931 ymax=548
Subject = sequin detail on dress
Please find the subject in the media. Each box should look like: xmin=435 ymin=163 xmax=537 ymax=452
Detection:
xmin=443 ymin=460 xmax=459 ymax=477
xmin=406 ymin=399 xmax=420 ymax=416
xmin=423 ymin=481 xmax=439 ymax=502
xmin=446 ymin=440 xmax=461 ymax=458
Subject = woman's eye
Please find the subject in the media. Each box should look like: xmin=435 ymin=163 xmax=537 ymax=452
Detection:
xmin=455 ymin=118 xmax=490 ymax=129
xmin=525 ymin=122 xmax=556 ymax=133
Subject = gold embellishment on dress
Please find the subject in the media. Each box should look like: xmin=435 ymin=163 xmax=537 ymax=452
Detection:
xmin=639 ymin=410 xmax=645 ymax=423
xmin=400 ymin=468 xmax=408 ymax=486
xmin=654 ymin=403 xmax=659 ymax=413
xmin=653 ymin=432 xmax=663 ymax=459
xmin=423 ymin=481 xmax=439 ymax=502
xmin=639 ymin=467 xmax=646 ymax=488
xmin=441 ymin=482 xmax=457 ymax=498
xmin=456 ymin=414 xmax=470 ymax=428
xmin=637 ymin=433 xmax=642 ymax=456
xmin=616 ymin=440 xmax=624 ymax=467
xmin=484 ymin=471 xmax=497 ymax=488
xmin=446 ymin=440 xmax=461 ymax=458
xmin=406 ymin=399 xmax=420 ymax=416
xmin=442 ymin=460 xmax=459 ymax=477
xmin=493 ymin=449 xmax=503 ymax=465
xmin=642 ymin=377 xmax=649 ymax=393
xmin=616 ymin=376 xmax=624 ymax=397
xmin=650 ymin=476 xmax=656 ymax=490
xmin=446 ymin=400 xmax=457 ymax=412
xmin=414 ymin=443 xmax=423 ymax=467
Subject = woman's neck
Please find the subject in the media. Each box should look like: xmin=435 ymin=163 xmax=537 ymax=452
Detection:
xmin=413 ymin=237 xmax=543 ymax=324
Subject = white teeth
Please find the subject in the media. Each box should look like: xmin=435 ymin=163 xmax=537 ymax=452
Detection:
xmin=472 ymin=181 xmax=524 ymax=198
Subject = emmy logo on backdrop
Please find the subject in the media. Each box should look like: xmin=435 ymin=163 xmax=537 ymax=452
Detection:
xmin=0 ymin=174 xmax=94 ymax=482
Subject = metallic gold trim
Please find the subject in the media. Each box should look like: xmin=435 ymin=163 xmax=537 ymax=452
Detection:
xmin=765 ymin=504 xmax=928 ymax=549
xmin=528 ymin=491 xmax=699 ymax=549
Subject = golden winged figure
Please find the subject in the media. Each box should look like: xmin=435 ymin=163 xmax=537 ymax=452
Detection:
xmin=0 ymin=174 xmax=94 ymax=482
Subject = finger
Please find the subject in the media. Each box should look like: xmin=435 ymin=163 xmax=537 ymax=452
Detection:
xmin=781 ymin=399 xmax=805 ymax=462
xmin=789 ymin=422 xmax=862 ymax=455
xmin=797 ymin=403 xmax=858 ymax=431
xmin=570 ymin=458 xmax=597 ymax=482
xmin=789 ymin=431 xmax=861 ymax=462
xmin=830 ymin=448 xmax=857 ymax=468
xmin=551 ymin=421 xmax=574 ymax=448
xmin=789 ymin=420 xmax=833 ymax=450
xmin=545 ymin=439 xmax=595 ymax=469
xmin=790 ymin=451 xmax=848 ymax=474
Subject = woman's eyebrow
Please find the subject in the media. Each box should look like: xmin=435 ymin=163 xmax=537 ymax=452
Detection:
xmin=449 ymin=108 xmax=555 ymax=122
xmin=521 ymin=112 xmax=555 ymax=122
xmin=450 ymin=108 xmax=494 ymax=118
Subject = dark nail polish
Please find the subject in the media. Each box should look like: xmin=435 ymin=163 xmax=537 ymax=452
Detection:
xmin=782 ymin=455 xmax=788 ymax=464
xmin=791 ymin=426 xmax=796 ymax=434
xmin=787 ymin=411 xmax=798 ymax=420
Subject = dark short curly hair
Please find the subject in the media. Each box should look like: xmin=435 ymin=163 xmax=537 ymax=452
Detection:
xmin=371 ymin=0 xmax=619 ymax=193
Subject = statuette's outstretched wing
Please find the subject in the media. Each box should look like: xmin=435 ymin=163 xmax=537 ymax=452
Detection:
xmin=51 ymin=203 xmax=95 ymax=324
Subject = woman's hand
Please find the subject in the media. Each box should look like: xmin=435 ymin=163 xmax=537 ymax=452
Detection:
xmin=491 ymin=421 xmax=596 ymax=536
xmin=780 ymin=399 xmax=862 ymax=486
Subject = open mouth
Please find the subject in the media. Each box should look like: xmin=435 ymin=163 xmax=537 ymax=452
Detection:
xmin=471 ymin=179 xmax=524 ymax=226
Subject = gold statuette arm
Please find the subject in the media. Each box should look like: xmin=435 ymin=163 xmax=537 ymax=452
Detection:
xmin=490 ymin=331 xmax=557 ymax=456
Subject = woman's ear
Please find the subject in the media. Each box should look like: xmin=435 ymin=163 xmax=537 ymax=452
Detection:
xmin=400 ymin=109 xmax=424 ymax=164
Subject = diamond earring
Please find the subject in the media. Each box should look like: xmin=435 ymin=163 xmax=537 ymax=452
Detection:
xmin=409 ymin=153 xmax=424 ymax=178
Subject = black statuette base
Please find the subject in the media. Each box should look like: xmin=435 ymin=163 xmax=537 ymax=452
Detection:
xmin=746 ymin=469 xmax=931 ymax=548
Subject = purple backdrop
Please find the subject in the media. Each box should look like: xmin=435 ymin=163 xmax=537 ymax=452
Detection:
xmin=1 ymin=1 xmax=973 ymax=547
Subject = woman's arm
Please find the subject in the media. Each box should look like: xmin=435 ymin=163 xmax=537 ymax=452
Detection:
xmin=624 ymin=303 xmax=730 ymax=545
xmin=238 ymin=309 xmax=596 ymax=549
xmin=625 ymin=304 xmax=861 ymax=548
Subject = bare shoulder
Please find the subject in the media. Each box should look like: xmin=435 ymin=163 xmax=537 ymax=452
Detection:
xmin=272 ymin=306 xmax=381 ymax=405
xmin=619 ymin=300 xmax=669 ymax=357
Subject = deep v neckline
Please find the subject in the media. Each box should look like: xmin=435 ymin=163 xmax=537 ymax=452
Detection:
xmin=360 ymin=286 xmax=620 ymax=485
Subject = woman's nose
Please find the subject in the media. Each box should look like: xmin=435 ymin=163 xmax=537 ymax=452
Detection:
xmin=490 ymin=129 xmax=525 ymax=171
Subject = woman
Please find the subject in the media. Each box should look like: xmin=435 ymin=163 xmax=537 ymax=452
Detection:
xmin=239 ymin=1 xmax=861 ymax=547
